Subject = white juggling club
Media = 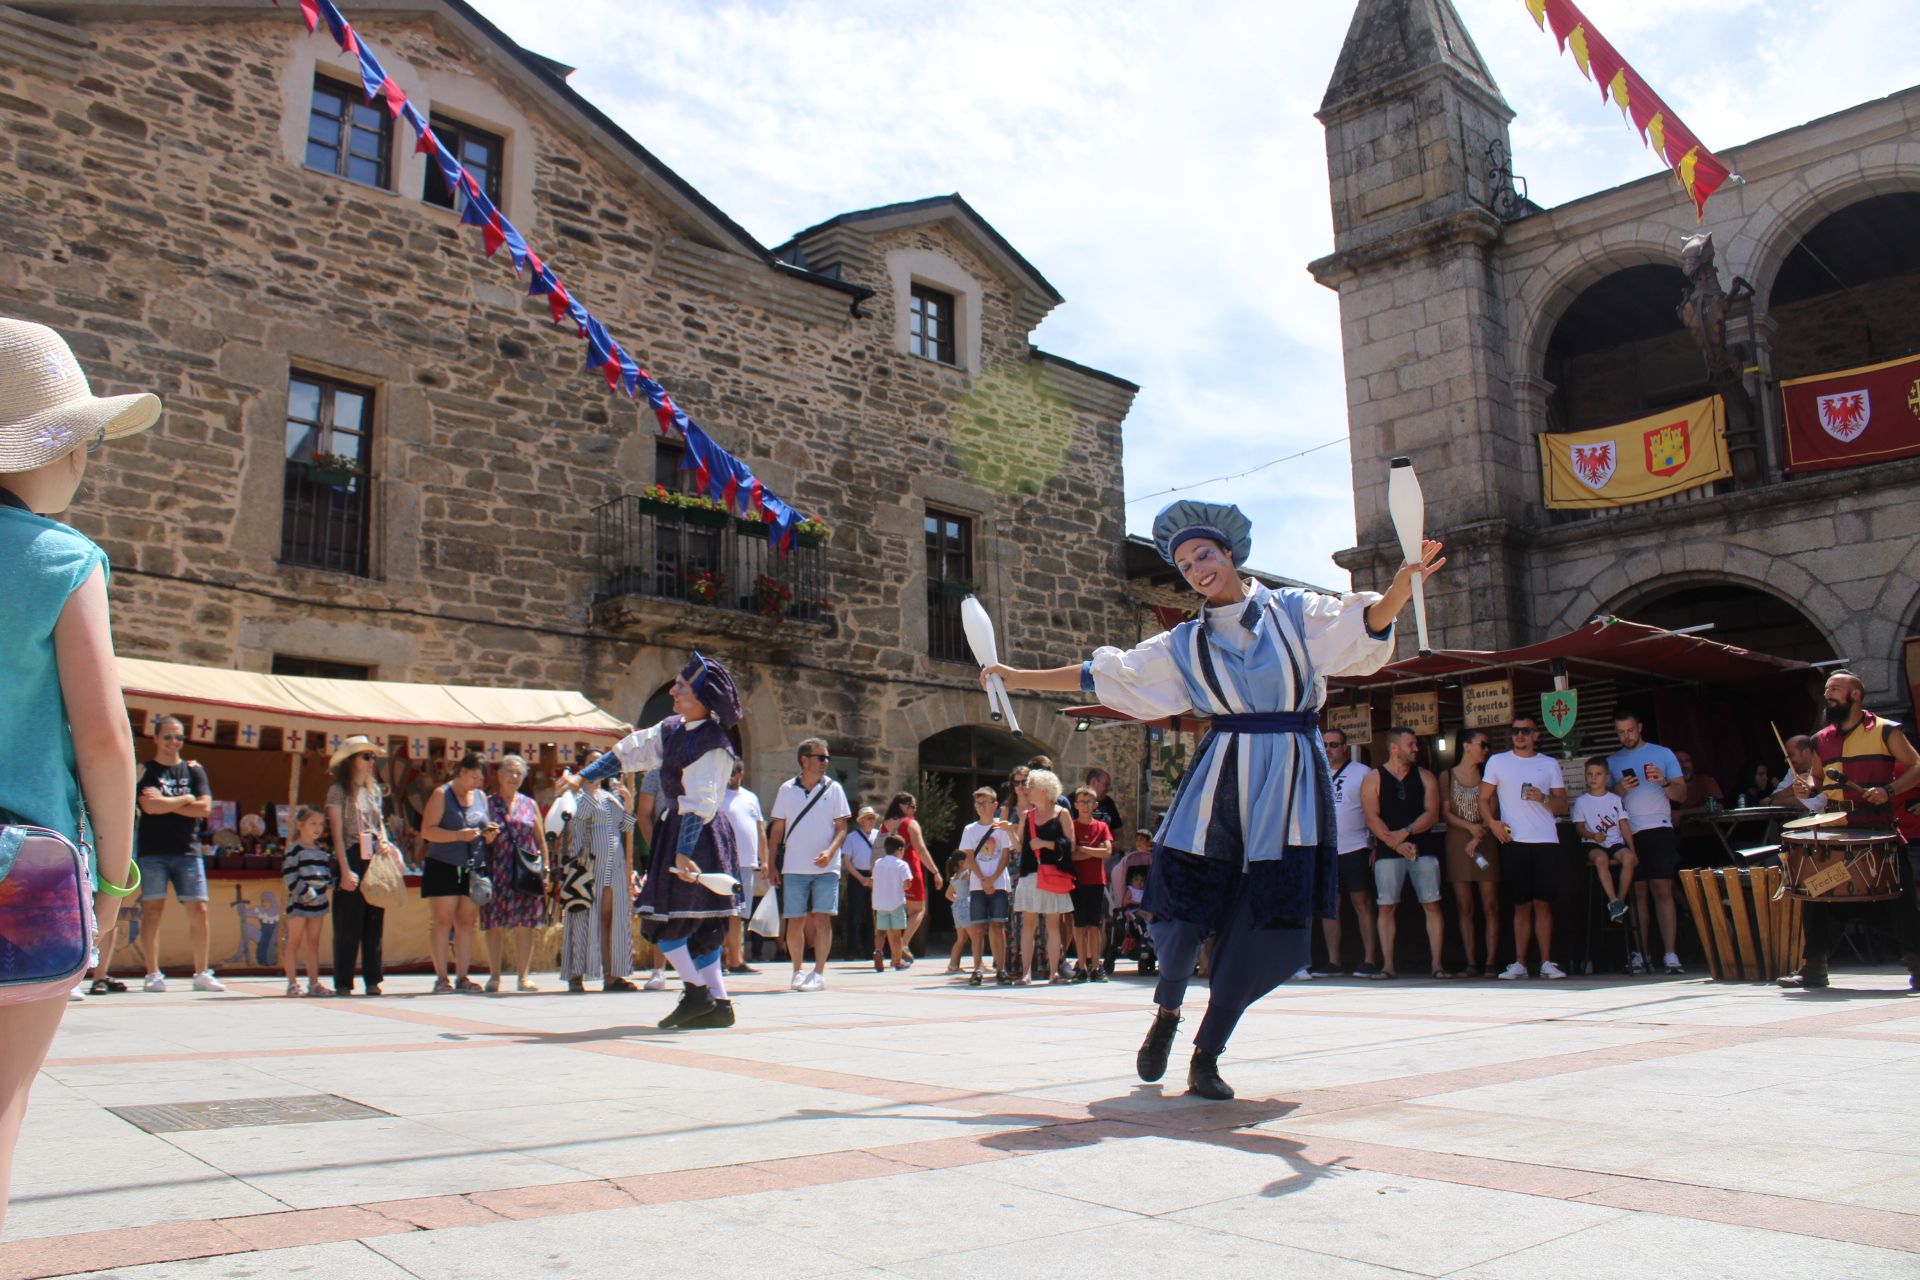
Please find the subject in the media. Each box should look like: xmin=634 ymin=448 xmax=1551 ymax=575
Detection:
xmin=1387 ymin=456 xmax=1432 ymax=658
xmin=960 ymin=595 xmax=1022 ymax=737
xmin=694 ymin=872 xmax=739 ymax=898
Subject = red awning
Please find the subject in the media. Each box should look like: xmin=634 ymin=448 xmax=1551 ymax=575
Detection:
xmin=1334 ymin=617 xmax=1811 ymax=689
xmin=1063 ymin=617 xmax=1811 ymax=725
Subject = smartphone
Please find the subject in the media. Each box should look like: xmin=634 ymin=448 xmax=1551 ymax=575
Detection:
xmin=1621 ymin=767 xmax=1638 ymax=782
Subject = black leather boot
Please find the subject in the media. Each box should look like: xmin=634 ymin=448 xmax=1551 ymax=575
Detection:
xmin=1777 ymin=967 xmax=1830 ymax=990
xmin=684 ymin=997 xmax=735 ymax=1029
xmin=1187 ymin=1050 xmax=1234 ymax=1100
xmin=658 ymin=985 xmax=715 ymax=1029
xmin=1136 ymin=1007 xmax=1181 ymax=1082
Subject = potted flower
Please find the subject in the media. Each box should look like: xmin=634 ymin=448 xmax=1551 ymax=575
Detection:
xmin=639 ymin=483 xmax=730 ymax=528
xmin=749 ymin=573 xmax=794 ymax=620
xmin=307 ymin=450 xmax=363 ymax=488
xmin=682 ymin=566 xmax=726 ymax=606
xmin=795 ymin=517 xmax=832 ymax=548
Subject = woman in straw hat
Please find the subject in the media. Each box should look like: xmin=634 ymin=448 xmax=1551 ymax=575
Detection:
xmin=984 ymin=499 xmax=1442 ymax=1101
xmin=327 ymin=734 xmax=404 ymax=996
xmin=0 ymin=317 xmax=155 ymax=1225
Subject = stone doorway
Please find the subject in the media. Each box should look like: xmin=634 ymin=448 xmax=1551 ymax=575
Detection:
xmin=638 ymin=680 xmax=745 ymax=757
xmin=917 ymin=724 xmax=1041 ymax=817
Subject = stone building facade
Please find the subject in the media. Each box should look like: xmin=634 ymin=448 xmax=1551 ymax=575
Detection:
xmin=0 ymin=0 xmax=1144 ymax=821
xmin=1313 ymin=0 xmax=1920 ymax=711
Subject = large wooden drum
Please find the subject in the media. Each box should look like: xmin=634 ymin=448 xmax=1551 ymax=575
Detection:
xmin=1779 ymin=830 xmax=1903 ymax=903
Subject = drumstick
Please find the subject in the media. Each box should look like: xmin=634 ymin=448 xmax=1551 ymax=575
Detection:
xmin=1387 ymin=457 xmax=1432 ymax=657
xmin=1770 ymin=721 xmax=1795 ymax=779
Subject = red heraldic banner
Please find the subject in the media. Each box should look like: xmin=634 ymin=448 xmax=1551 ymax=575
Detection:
xmin=1780 ymin=353 xmax=1920 ymax=475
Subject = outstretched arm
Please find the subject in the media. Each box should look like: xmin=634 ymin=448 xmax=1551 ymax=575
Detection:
xmin=1363 ymin=539 xmax=1446 ymax=635
xmin=982 ymin=664 xmax=1083 ymax=693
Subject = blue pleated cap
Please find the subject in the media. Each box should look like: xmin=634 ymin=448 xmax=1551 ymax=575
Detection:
xmin=1152 ymin=499 xmax=1252 ymax=567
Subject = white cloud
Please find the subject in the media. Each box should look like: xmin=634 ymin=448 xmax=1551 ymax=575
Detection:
xmin=464 ymin=0 xmax=1917 ymax=588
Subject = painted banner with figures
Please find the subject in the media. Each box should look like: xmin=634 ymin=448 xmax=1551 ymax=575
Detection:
xmin=1780 ymin=353 xmax=1920 ymax=476
xmin=1538 ymin=396 xmax=1730 ymax=510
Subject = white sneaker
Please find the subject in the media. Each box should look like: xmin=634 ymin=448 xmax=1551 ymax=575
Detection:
xmin=1496 ymin=962 xmax=1530 ymax=980
xmin=642 ymin=974 xmax=668 ymax=992
xmin=1663 ymin=953 xmax=1685 ymax=975
xmin=1292 ymin=966 xmax=1315 ymax=981
xmin=789 ymin=970 xmax=807 ymax=991
xmin=798 ymin=971 xmax=825 ymax=992
xmin=192 ymin=970 xmax=226 ymax=993
xmin=143 ymin=972 xmax=166 ymax=993
xmin=1539 ymin=961 xmax=1567 ymax=980
xmin=69 ymin=984 xmax=86 ymax=1002
xmin=1628 ymin=951 xmax=1647 ymax=975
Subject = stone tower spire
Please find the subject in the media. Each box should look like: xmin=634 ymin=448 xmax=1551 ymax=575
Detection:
xmin=1311 ymin=0 xmax=1531 ymax=650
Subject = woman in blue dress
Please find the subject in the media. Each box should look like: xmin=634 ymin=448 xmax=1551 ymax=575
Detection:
xmin=985 ymin=500 xmax=1442 ymax=1099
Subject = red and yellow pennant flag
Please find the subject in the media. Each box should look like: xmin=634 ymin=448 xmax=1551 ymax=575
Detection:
xmin=1522 ymin=0 xmax=1734 ymax=220
xmin=1780 ymin=353 xmax=1920 ymax=475
xmin=1539 ymin=396 xmax=1731 ymax=509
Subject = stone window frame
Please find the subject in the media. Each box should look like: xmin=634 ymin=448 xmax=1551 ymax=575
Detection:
xmin=278 ymin=39 xmax=538 ymax=231
xmin=924 ymin=506 xmax=975 ymax=664
xmin=270 ymin=655 xmax=374 ymax=680
xmin=887 ymin=248 xmax=983 ymax=374
xmin=422 ymin=111 xmax=506 ymax=210
xmin=280 ymin=368 xmax=379 ymax=580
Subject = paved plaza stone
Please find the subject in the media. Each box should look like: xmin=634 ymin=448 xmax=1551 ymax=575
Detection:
xmin=7 ymin=964 xmax=1919 ymax=1278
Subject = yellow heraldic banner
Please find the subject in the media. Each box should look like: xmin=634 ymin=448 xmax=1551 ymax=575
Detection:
xmin=1538 ymin=395 xmax=1730 ymax=510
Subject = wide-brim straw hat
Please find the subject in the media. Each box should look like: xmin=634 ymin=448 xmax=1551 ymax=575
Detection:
xmin=0 ymin=317 xmax=161 ymax=473
xmin=328 ymin=734 xmax=389 ymax=769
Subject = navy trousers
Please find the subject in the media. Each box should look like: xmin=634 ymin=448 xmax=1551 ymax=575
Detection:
xmin=1149 ymin=893 xmax=1310 ymax=1055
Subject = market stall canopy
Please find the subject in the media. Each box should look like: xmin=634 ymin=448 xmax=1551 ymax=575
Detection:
xmin=1331 ymin=617 xmax=1812 ymax=689
xmin=117 ymin=657 xmax=627 ymax=741
xmin=1063 ymin=617 xmax=1811 ymax=728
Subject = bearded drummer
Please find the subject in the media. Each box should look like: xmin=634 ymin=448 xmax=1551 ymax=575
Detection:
xmin=1778 ymin=672 xmax=1920 ymax=992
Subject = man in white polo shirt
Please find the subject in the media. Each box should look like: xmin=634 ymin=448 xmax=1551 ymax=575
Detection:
xmin=765 ymin=738 xmax=850 ymax=992
xmin=1481 ymin=713 xmax=1569 ymax=980
xmin=1310 ymin=728 xmax=1382 ymax=977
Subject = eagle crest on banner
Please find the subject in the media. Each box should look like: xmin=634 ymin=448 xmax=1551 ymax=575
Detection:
xmin=1816 ymin=390 xmax=1871 ymax=442
xmin=1571 ymin=441 xmax=1616 ymax=490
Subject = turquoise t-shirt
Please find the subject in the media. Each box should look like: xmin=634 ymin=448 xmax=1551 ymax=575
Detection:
xmin=0 ymin=503 xmax=109 ymax=841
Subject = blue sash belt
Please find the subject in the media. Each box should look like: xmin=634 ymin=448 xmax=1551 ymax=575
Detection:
xmin=1208 ymin=711 xmax=1320 ymax=734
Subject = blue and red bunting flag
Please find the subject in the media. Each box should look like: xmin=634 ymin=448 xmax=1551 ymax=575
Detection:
xmin=277 ymin=0 xmax=816 ymax=546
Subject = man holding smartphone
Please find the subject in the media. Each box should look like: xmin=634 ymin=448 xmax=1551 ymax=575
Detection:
xmin=1607 ymin=710 xmax=1688 ymax=975
xmin=1480 ymin=715 xmax=1569 ymax=979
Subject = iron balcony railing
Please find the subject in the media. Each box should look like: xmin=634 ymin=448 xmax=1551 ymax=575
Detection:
xmin=593 ymin=495 xmax=827 ymax=623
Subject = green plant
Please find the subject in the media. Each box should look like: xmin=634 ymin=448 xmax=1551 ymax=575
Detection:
xmin=750 ymin=573 xmax=793 ymax=619
xmin=909 ymin=771 xmax=961 ymax=853
xmin=682 ymin=566 xmax=725 ymax=605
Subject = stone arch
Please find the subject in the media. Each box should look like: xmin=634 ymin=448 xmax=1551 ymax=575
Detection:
xmin=1607 ymin=576 xmax=1837 ymax=665
xmin=1510 ymin=238 xmax=1698 ymax=382
xmin=1742 ymin=147 xmax=1920 ymax=311
xmin=1545 ymin=563 xmax=1844 ymax=660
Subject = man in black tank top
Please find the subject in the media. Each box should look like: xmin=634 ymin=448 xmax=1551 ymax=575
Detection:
xmin=1360 ymin=727 xmax=1450 ymax=979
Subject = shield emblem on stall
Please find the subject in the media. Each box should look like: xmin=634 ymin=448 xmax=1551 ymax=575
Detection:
xmin=1540 ymin=689 xmax=1578 ymax=738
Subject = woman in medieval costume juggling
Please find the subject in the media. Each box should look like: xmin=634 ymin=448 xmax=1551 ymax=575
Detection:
xmin=983 ymin=500 xmax=1443 ymax=1099
xmin=568 ymin=652 xmax=745 ymax=1030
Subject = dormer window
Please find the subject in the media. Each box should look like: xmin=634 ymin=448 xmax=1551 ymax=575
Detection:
xmin=909 ymin=284 xmax=957 ymax=366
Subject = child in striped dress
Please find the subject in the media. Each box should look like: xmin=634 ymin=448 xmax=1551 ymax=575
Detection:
xmin=282 ymin=806 xmax=333 ymax=997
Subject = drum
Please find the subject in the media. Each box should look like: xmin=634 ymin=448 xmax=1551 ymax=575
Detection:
xmin=1778 ymin=829 xmax=1903 ymax=902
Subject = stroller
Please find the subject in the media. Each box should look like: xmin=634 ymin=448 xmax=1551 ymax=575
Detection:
xmin=1105 ymin=849 xmax=1157 ymax=975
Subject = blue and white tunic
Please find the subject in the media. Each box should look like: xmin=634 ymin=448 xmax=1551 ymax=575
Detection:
xmin=1085 ymin=582 xmax=1395 ymax=922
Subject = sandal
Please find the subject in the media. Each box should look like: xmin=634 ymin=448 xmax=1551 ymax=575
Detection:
xmin=968 ymin=971 xmax=983 ymax=987
xmin=88 ymin=979 xmax=111 ymax=995
xmin=1369 ymin=969 xmax=1398 ymax=981
xmin=517 ymin=978 xmax=540 ymax=992
xmin=484 ymin=975 xmax=501 ymax=993
xmin=1432 ymin=969 xmax=1459 ymax=980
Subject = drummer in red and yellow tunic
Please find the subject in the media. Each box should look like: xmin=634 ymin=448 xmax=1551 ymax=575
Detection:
xmin=1779 ymin=672 xmax=1920 ymax=991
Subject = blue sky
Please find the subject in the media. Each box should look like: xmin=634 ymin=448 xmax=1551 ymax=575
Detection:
xmin=465 ymin=0 xmax=1918 ymax=588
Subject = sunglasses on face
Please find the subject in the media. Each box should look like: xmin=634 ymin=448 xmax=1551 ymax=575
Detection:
xmin=1510 ymin=726 xmax=1538 ymax=736
xmin=806 ymin=753 xmax=831 ymax=762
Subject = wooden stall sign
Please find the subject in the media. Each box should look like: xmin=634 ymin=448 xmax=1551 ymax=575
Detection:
xmin=1462 ymin=677 xmax=1514 ymax=728
xmin=1388 ymin=691 xmax=1438 ymax=736
xmin=1326 ymin=703 xmax=1373 ymax=746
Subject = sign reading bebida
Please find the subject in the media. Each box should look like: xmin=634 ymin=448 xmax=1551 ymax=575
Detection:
xmin=1463 ymin=678 xmax=1514 ymax=729
xmin=1389 ymin=691 xmax=1439 ymax=737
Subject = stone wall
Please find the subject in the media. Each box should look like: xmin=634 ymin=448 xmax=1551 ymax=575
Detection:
xmin=0 ymin=7 xmax=1145 ymax=823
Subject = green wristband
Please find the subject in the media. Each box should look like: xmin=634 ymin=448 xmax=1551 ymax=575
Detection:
xmin=95 ymin=860 xmax=142 ymax=898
